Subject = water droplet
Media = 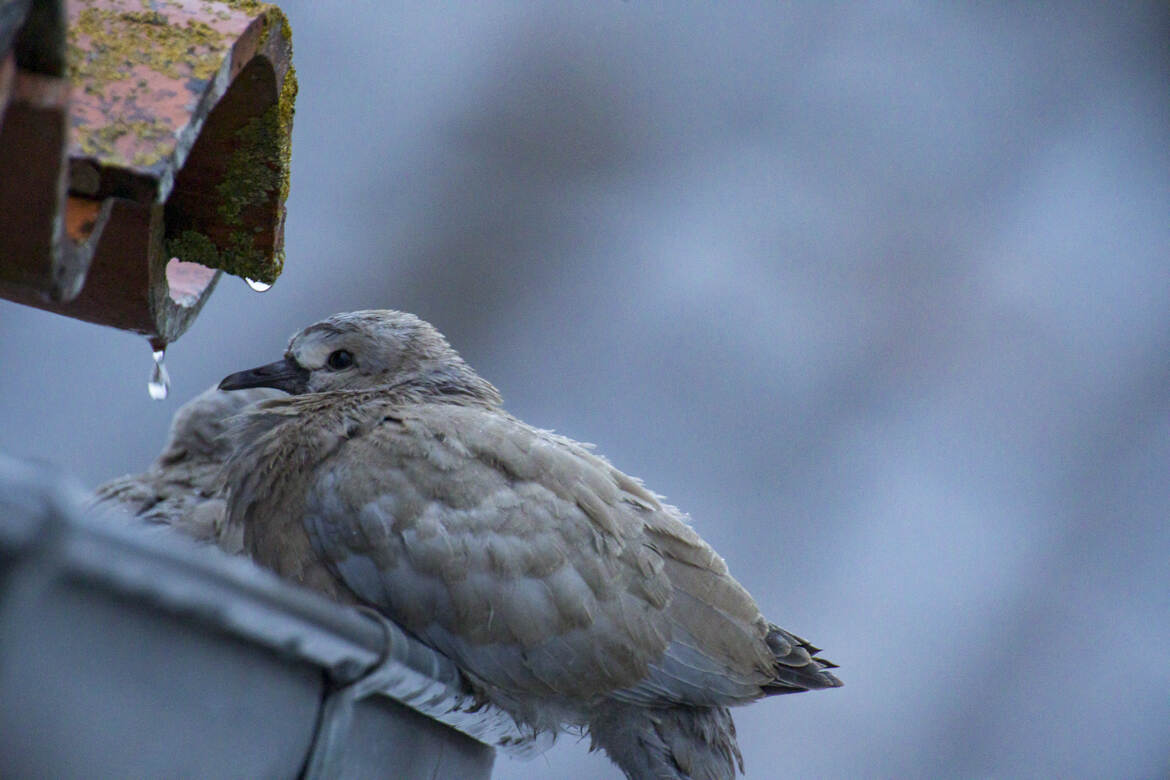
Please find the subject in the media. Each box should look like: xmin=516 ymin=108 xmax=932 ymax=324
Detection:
xmin=245 ymin=277 xmax=271 ymax=292
xmin=148 ymin=348 xmax=170 ymax=400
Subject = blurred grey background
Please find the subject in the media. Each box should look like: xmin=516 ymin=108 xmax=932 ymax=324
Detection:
xmin=2 ymin=2 xmax=1168 ymax=777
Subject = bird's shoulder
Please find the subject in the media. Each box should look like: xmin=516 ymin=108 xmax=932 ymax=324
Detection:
xmin=323 ymin=398 xmax=659 ymax=535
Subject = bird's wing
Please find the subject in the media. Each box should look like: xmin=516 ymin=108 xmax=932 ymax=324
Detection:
xmin=91 ymin=473 xmax=159 ymax=516
xmin=611 ymin=511 xmax=779 ymax=706
xmin=91 ymin=464 xmax=227 ymax=540
xmin=301 ymin=401 xmax=776 ymax=709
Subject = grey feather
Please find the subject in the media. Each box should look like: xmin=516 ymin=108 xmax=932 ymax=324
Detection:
xmin=589 ymin=703 xmax=744 ymax=780
xmin=90 ymin=385 xmax=284 ymax=552
xmin=219 ymin=310 xmax=841 ymax=777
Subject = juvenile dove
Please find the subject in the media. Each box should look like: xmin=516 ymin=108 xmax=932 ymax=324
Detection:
xmin=91 ymin=385 xmax=284 ymax=552
xmin=219 ymin=310 xmax=840 ymax=779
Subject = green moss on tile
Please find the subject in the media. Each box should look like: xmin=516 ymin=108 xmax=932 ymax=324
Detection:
xmin=217 ymin=109 xmax=282 ymax=225
xmin=77 ymin=117 xmax=175 ymax=163
xmin=165 ymin=228 xmax=279 ymax=284
xmin=277 ymin=64 xmax=297 ymax=202
xmin=68 ymin=8 xmax=229 ymax=87
xmin=73 ymin=1 xmax=296 ymax=284
xmin=227 ymin=229 xmax=280 ymax=283
xmin=68 ymin=7 xmax=235 ymax=166
xmin=218 ymin=0 xmax=274 ymax=18
xmin=165 ymin=229 xmax=221 ymax=268
xmin=207 ymin=58 xmax=295 ymax=283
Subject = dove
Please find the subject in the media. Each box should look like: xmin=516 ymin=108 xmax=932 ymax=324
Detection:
xmin=91 ymin=385 xmax=285 ymax=552
xmin=218 ymin=310 xmax=841 ymax=779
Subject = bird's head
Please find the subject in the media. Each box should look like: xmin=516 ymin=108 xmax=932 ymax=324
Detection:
xmin=218 ymin=310 xmax=501 ymax=404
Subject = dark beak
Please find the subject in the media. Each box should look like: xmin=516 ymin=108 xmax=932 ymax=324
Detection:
xmin=219 ymin=357 xmax=310 ymax=394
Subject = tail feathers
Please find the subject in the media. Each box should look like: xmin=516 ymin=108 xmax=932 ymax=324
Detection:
xmin=762 ymin=624 xmax=843 ymax=694
xmin=590 ymin=702 xmax=743 ymax=780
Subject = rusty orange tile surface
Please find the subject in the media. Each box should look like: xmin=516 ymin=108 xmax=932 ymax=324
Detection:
xmin=66 ymin=0 xmax=257 ymax=175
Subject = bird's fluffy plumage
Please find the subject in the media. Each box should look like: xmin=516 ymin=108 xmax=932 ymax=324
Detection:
xmin=220 ymin=310 xmax=840 ymax=779
xmin=91 ymin=385 xmax=284 ymax=550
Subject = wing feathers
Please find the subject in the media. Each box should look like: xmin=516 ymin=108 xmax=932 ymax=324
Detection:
xmin=255 ymin=397 xmax=814 ymax=709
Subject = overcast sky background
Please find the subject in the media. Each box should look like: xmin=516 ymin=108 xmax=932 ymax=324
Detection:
xmin=2 ymin=2 xmax=1168 ymax=777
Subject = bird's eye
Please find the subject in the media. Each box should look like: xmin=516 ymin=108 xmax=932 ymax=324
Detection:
xmin=326 ymin=349 xmax=354 ymax=370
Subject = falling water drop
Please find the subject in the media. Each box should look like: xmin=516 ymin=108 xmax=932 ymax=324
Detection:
xmin=148 ymin=348 xmax=170 ymax=400
xmin=245 ymin=277 xmax=272 ymax=293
